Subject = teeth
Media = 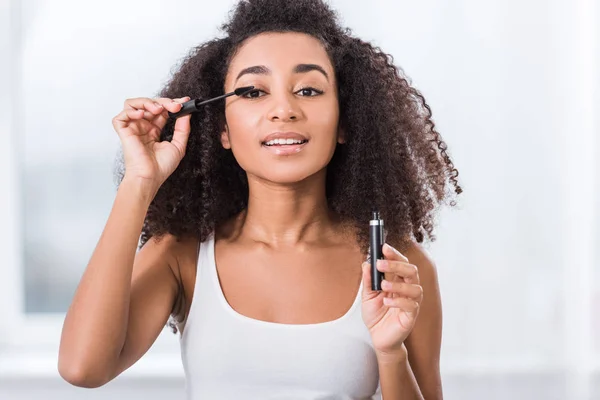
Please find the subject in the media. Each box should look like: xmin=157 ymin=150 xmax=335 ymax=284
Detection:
xmin=264 ymin=138 xmax=306 ymax=146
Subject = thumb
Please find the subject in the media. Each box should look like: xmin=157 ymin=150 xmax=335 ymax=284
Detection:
xmin=171 ymin=97 xmax=192 ymax=155
xmin=361 ymin=261 xmax=377 ymax=298
xmin=171 ymin=113 xmax=191 ymax=155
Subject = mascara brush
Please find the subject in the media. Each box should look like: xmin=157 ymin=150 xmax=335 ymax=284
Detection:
xmin=168 ymin=85 xmax=255 ymax=119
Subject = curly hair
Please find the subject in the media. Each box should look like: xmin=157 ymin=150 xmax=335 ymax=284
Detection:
xmin=115 ymin=0 xmax=462 ymax=258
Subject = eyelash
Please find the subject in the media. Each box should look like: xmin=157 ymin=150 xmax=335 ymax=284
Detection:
xmin=241 ymin=87 xmax=324 ymax=99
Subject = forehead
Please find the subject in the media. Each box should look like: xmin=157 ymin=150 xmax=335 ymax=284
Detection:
xmin=227 ymin=32 xmax=333 ymax=78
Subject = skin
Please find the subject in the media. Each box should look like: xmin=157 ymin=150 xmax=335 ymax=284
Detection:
xmin=217 ymin=31 xmax=441 ymax=398
xmin=196 ymin=31 xmax=363 ymax=330
xmin=219 ymin=31 xmax=346 ymax=246
xmin=58 ymin=32 xmax=442 ymax=399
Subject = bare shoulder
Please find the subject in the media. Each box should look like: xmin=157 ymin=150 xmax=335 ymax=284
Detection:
xmin=157 ymin=234 xmax=199 ymax=274
xmin=402 ymin=241 xmax=437 ymax=274
xmin=400 ymin=240 xmax=441 ymax=298
xmin=140 ymin=233 xmax=198 ymax=276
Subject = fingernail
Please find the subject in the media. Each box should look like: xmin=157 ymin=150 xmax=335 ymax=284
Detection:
xmin=377 ymin=260 xmax=387 ymax=270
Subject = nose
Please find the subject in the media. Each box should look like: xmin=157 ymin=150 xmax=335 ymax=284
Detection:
xmin=267 ymin=92 xmax=302 ymax=122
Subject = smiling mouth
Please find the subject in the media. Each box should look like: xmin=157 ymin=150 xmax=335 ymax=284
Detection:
xmin=262 ymin=140 xmax=309 ymax=147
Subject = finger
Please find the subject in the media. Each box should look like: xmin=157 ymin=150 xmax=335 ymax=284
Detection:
xmin=376 ymin=260 xmax=419 ymax=284
xmin=156 ymin=96 xmax=189 ymax=115
xmin=152 ymin=110 xmax=170 ymax=132
xmin=113 ymin=109 xmax=162 ymax=138
xmin=170 ymin=98 xmax=192 ymax=155
xmin=112 ymin=108 xmax=146 ymax=130
xmin=124 ymin=97 xmax=167 ymax=111
xmin=120 ymin=99 xmax=169 ymax=133
xmin=124 ymin=98 xmax=168 ymax=117
xmin=152 ymin=99 xmax=185 ymax=130
xmin=134 ymin=97 xmax=189 ymax=133
xmin=154 ymin=97 xmax=187 ymax=109
xmin=134 ymin=118 xmax=163 ymax=141
xmin=126 ymin=97 xmax=187 ymax=131
xmin=382 ymin=296 xmax=419 ymax=312
xmin=381 ymin=279 xmax=423 ymax=301
xmin=382 ymin=243 xmax=409 ymax=262
xmin=171 ymin=115 xmax=191 ymax=155
xmin=361 ymin=261 xmax=380 ymax=299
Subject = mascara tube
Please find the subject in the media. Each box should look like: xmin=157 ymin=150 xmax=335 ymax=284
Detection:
xmin=369 ymin=210 xmax=385 ymax=291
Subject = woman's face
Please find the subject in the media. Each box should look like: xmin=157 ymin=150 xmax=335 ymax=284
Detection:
xmin=221 ymin=32 xmax=343 ymax=184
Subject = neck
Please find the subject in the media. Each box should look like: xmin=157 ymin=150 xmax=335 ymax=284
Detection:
xmin=234 ymin=168 xmax=343 ymax=248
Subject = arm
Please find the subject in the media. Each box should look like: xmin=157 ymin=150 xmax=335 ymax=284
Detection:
xmin=58 ymin=177 xmax=182 ymax=388
xmin=376 ymin=241 xmax=443 ymax=399
xmin=403 ymin=242 xmax=443 ymax=399
xmin=377 ymin=343 xmax=423 ymax=400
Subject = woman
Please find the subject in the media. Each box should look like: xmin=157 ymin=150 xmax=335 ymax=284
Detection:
xmin=58 ymin=0 xmax=461 ymax=399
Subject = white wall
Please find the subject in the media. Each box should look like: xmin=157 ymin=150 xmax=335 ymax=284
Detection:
xmin=0 ymin=0 xmax=598 ymax=399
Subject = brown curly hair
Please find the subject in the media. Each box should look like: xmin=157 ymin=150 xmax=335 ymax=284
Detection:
xmin=115 ymin=0 xmax=462 ymax=258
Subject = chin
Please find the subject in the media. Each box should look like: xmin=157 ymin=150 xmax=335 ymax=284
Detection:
xmin=254 ymin=163 xmax=324 ymax=185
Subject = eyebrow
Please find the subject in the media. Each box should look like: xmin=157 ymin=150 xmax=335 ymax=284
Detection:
xmin=234 ymin=64 xmax=330 ymax=84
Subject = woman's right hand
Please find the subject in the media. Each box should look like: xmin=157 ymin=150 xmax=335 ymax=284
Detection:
xmin=112 ymin=96 xmax=192 ymax=188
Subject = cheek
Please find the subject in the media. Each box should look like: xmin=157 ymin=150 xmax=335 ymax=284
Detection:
xmin=310 ymin=102 xmax=339 ymax=139
xmin=223 ymin=106 xmax=262 ymax=171
xmin=225 ymin=107 xmax=261 ymax=144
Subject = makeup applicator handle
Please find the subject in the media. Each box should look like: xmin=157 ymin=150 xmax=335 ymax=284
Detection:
xmin=168 ymin=100 xmax=199 ymax=119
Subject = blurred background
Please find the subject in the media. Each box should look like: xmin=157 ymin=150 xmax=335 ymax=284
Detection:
xmin=0 ymin=0 xmax=598 ymax=399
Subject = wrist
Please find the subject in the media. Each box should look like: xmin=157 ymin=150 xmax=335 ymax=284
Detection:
xmin=120 ymin=175 xmax=160 ymax=206
xmin=375 ymin=343 xmax=408 ymax=365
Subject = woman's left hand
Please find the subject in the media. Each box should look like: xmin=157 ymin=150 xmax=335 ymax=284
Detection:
xmin=361 ymin=243 xmax=423 ymax=359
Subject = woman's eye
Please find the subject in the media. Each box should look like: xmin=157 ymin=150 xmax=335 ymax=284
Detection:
xmin=297 ymin=87 xmax=323 ymax=96
xmin=241 ymin=87 xmax=323 ymax=99
xmin=242 ymin=89 xmax=265 ymax=99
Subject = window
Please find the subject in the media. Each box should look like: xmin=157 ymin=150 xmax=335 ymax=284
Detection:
xmin=0 ymin=0 xmax=193 ymax=378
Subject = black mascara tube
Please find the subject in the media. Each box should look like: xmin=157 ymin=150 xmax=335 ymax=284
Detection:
xmin=167 ymin=85 xmax=255 ymax=119
xmin=370 ymin=210 xmax=385 ymax=291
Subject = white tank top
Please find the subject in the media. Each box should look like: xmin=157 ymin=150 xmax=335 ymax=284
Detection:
xmin=178 ymin=231 xmax=382 ymax=399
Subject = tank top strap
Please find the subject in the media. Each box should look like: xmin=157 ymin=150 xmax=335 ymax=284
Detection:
xmin=178 ymin=231 xmax=214 ymax=341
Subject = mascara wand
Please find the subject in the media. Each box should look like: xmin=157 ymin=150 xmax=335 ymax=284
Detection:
xmin=168 ymin=85 xmax=255 ymax=119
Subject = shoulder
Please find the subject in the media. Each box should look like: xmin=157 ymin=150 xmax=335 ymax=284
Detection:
xmin=396 ymin=240 xmax=441 ymax=304
xmin=141 ymin=233 xmax=197 ymax=267
xmin=402 ymin=241 xmax=437 ymax=275
xmin=402 ymin=240 xmax=437 ymax=286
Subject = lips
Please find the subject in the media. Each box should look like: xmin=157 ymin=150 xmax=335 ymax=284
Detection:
xmin=262 ymin=140 xmax=308 ymax=155
xmin=261 ymin=131 xmax=309 ymax=144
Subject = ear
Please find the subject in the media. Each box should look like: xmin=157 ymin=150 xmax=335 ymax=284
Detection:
xmin=337 ymin=126 xmax=346 ymax=144
xmin=220 ymin=123 xmax=231 ymax=149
